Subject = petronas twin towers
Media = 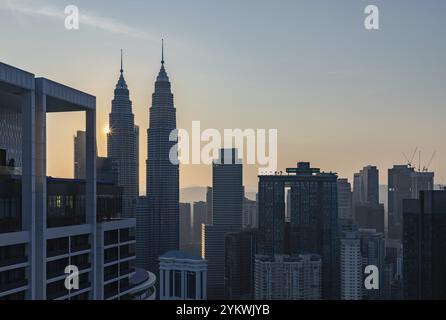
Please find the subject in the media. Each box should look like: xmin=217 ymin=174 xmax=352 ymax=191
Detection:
xmin=108 ymin=42 xmax=179 ymax=274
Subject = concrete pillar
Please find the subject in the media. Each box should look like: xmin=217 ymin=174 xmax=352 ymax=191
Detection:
xmin=181 ymin=270 xmax=186 ymax=299
xmin=86 ymin=109 xmax=97 ymax=299
xmin=21 ymin=90 xmax=36 ymax=299
xmin=195 ymin=270 xmax=201 ymax=300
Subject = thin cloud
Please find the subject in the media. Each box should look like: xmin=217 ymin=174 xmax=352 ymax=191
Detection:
xmin=0 ymin=0 xmax=155 ymax=40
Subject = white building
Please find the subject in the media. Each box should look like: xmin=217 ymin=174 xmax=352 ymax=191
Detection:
xmin=340 ymin=230 xmax=362 ymax=300
xmin=340 ymin=227 xmax=385 ymax=300
xmin=159 ymin=250 xmax=207 ymax=300
xmin=254 ymin=254 xmax=321 ymax=300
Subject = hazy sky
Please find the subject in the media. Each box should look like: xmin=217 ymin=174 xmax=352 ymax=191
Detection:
xmin=1 ymin=0 xmax=445 ymax=193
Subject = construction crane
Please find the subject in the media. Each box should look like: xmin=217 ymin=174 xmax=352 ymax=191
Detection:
xmin=402 ymin=147 xmax=418 ymax=168
xmin=422 ymin=151 xmax=436 ymax=172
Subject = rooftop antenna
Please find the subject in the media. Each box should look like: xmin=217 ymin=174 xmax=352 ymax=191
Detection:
xmin=161 ymin=39 xmax=165 ymax=65
xmin=120 ymin=49 xmax=123 ymax=73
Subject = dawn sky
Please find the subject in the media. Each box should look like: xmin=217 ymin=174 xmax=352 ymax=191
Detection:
xmin=1 ymin=0 xmax=445 ymax=194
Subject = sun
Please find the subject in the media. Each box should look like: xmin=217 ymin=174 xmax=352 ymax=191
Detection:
xmin=103 ymin=125 xmax=111 ymax=135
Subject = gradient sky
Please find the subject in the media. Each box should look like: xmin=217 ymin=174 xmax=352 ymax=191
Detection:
xmin=1 ymin=0 xmax=445 ymax=194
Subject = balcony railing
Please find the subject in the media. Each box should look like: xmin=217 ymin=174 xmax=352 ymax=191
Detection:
xmin=0 ymin=279 xmax=28 ymax=293
xmin=0 ymin=256 xmax=27 ymax=268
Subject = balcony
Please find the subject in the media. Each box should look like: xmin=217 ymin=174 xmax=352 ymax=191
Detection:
xmin=0 ymin=279 xmax=28 ymax=293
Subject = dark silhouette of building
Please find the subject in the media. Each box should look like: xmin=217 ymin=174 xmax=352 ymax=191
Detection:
xmin=179 ymin=203 xmax=192 ymax=250
xmin=257 ymin=162 xmax=339 ymax=299
xmin=203 ymin=149 xmax=243 ymax=300
xmin=337 ymin=178 xmax=353 ymax=225
xmin=225 ymin=229 xmax=257 ymax=300
xmin=352 ymin=166 xmax=384 ymax=233
xmin=193 ymin=201 xmax=207 ymax=244
xmin=144 ymin=41 xmax=179 ymax=276
xmin=107 ymin=51 xmax=139 ymax=218
xmin=389 ymin=165 xmax=434 ymax=240
xmin=403 ymin=190 xmax=446 ymax=299
xmin=206 ymin=186 xmax=213 ymax=224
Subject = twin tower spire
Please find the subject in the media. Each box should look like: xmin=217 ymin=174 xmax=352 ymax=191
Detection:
xmin=119 ymin=39 xmax=165 ymax=75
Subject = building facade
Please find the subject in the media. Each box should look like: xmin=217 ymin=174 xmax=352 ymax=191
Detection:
xmin=257 ymin=162 xmax=339 ymax=299
xmin=159 ymin=251 xmax=207 ymax=300
xmin=0 ymin=62 xmax=146 ymax=300
xmin=403 ymin=190 xmax=446 ymax=299
xmin=203 ymin=149 xmax=243 ymax=299
xmin=254 ymin=254 xmax=322 ymax=300
xmin=225 ymin=229 xmax=257 ymax=300
xmin=144 ymin=43 xmax=179 ymax=276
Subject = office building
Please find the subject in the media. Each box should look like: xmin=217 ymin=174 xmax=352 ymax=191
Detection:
xmin=338 ymin=178 xmax=353 ymax=224
xmin=203 ymin=149 xmax=243 ymax=299
xmin=144 ymin=42 xmax=179 ymax=276
xmin=193 ymin=201 xmax=207 ymax=244
xmin=243 ymin=197 xmax=257 ymax=229
xmin=107 ymin=51 xmax=139 ymax=218
xmin=206 ymin=186 xmax=213 ymax=225
xmin=74 ymin=131 xmax=86 ymax=179
xmin=388 ymin=165 xmax=434 ymax=240
xmin=225 ymin=229 xmax=256 ymax=300
xmin=352 ymin=166 xmax=384 ymax=233
xmin=179 ymin=203 xmax=192 ymax=250
xmin=353 ymin=166 xmax=379 ymax=205
xmin=403 ymin=190 xmax=446 ymax=299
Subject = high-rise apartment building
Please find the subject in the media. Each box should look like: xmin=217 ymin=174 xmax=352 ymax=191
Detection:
xmin=254 ymin=254 xmax=322 ymax=300
xmin=257 ymin=162 xmax=339 ymax=299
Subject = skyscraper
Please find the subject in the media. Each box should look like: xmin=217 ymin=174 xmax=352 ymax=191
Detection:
xmin=206 ymin=186 xmax=213 ymax=225
xmin=145 ymin=41 xmax=180 ymax=271
xmin=193 ymin=201 xmax=207 ymax=244
xmin=74 ymin=130 xmax=86 ymax=179
xmin=353 ymin=166 xmax=379 ymax=205
xmin=225 ymin=229 xmax=257 ymax=300
xmin=353 ymin=166 xmax=384 ymax=233
xmin=403 ymin=190 xmax=446 ymax=299
xmin=388 ymin=165 xmax=434 ymax=240
xmin=203 ymin=149 xmax=243 ymax=299
xmin=338 ymin=178 xmax=353 ymax=224
xmin=257 ymin=162 xmax=339 ymax=299
xmin=179 ymin=203 xmax=192 ymax=250
xmin=107 ymin=50 xmax=139 ymax=218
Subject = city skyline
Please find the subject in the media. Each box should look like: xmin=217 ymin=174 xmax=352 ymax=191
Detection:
xmin=1 ymin=0 xmax=446 ymax=193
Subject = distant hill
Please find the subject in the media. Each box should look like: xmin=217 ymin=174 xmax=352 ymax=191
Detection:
xmin=180 ymin=187 xmax=257 ymax=204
